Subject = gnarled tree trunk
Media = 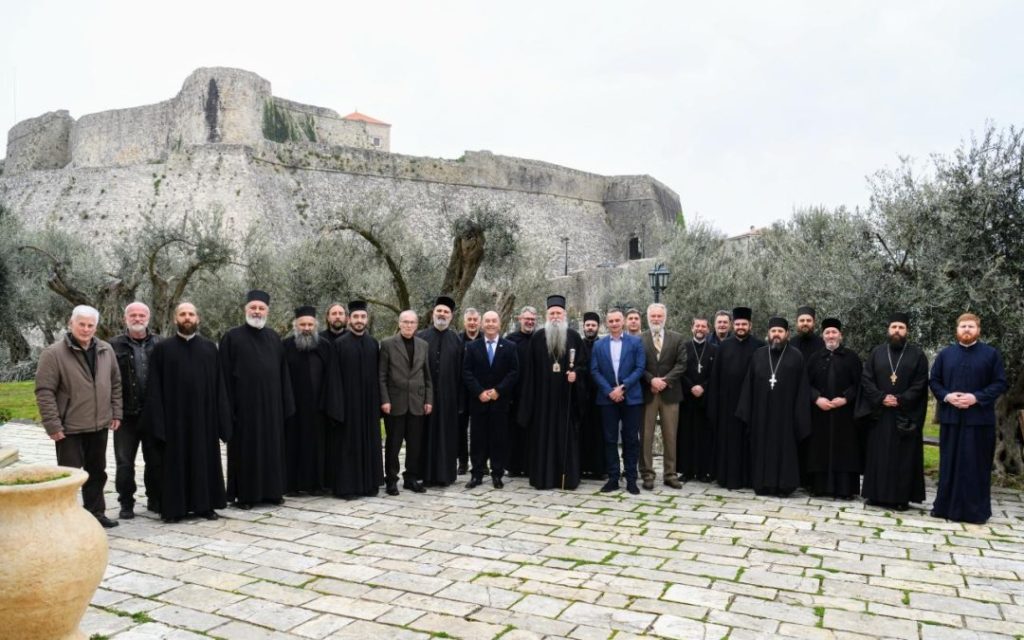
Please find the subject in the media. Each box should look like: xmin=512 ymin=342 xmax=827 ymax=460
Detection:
xmin=994 ymin=372 xmax=1024 ymax=475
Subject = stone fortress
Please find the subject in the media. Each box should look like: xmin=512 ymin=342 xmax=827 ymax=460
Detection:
xmin=1 ymin=67 xmax=680 ymax=312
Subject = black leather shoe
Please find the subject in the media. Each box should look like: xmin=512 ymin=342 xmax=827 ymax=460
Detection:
xmin=492 ymin=477 xmax=504 ymax=489
xmin=146 ymin=502 xmax=161 ymax=513
xmin=600 ymin=479 xmax=619 ymax=493
xmin=404 ymin=481 xmax=426 ymax=493
xmin=457 ymin=462 xmax=468 ymax=475
xmin=385 ymin=484 xmax=399 ymax=496
xmin=161 ymin=515 xmax=181 ymax=524
xmin=465 ymin=478 xmax=483 ymax=489
xmin=234 ymin=501 xmax=252 ymax=510
xmin=119 ymin=507 xmax=135 ymax=520
xmin=96 ymin=515 xmax=119 ymax=528
xmin=201 ymin=511 xmax=219 ymax=520
xmin=626 ymin=481 xmax=640 ymax=495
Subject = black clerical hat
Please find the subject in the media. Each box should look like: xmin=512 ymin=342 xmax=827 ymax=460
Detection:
xmin=547 ymin=295 xmax=567 ymax=309
xmin=768 ymin=316 xmax=789 ymax=330
xmin=888 ymin=312 xmax=910 ymax=327
xmin=583 ymin=311 xmax=600 ymax=323
xmin=246 ymin=289 xmax=270 ymax=306
xmin=434 ymin=295 xmax=456 ymax=312
xmin=797 ymin=306 xmax=816 ymax=319
xmin=821 ymin=317 xmax=842 ymax=331
xmin=732 ymin=306 xmax=752 ymax=321
xmin=294 ymin=305 xmax=317 ymax=319
xmin=348 ymin=300 xmax=368 ymax=313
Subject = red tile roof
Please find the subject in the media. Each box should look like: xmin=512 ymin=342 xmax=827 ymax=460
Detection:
xmin=342 ymin=111 xmax=390 ymax=126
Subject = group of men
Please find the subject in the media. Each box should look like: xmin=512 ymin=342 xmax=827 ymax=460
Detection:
xmin=35 ymin=292 xmax=1007 ymax=528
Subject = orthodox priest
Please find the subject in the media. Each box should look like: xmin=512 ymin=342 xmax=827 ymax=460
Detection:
xmin=678 ymin=316 xmax=716 ymax=482
xmin=320 ymin=303 xmax=347 ymax=343
xmin=709 ymin=306 xmax=765 ymax=489
xmin=516 ymin=295 xmax=589 ymax=490
xmin=219 ymin=290 xmax=294 ymax=509
xmin=505 ymin=305 xmax=538 ymax=477
xmin=143 ymin=302 xmax=230 ymax=523
xmin=417 ymin=296 xmax=465 ymax=487
xmin=324 ymin=301 xmax=384 ymax=498
xmin=792 ymin=306 xmax=825 ymax=357
xmin=928 ymin=313 xmax=1007 ymax=524
xmin=283 ymin=306 xmax=332 ymax=495
xmin=856 ymin=313 xmax=929 ymax=511
xmin=804 ymin=318 xmax=863 ymax=499
xmin=736 ymin=317 xmax=811 ymax=496
xmin=579 ymin=311 xmax=605 ymax=479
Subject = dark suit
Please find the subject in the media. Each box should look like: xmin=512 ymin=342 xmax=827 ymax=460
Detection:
xmin=462 ymin=336 xmax=519 ymax=480
xmin=640 ymin=329 xmax=687 ymax=482
xmin=379 ymin=335 xmax=433 ymax=485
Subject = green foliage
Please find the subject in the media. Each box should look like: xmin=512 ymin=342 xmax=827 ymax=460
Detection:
xmin=262 ymin=100 xmax=313 ymax=144
xmin=0 ymin=381 xmax=40 ymax=421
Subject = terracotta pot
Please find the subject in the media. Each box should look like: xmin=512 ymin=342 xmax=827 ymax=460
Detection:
xmin=0 ymin=465 xmax=109 ymax=640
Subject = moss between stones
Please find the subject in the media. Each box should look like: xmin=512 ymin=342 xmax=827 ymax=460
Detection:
xmin=0 ymin=471 xmax=71 ymax=486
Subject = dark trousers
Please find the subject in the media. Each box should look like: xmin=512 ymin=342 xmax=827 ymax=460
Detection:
xmin=384 ymin=413 xmax=424 ymax=485
xmin=470 ymin=411 xmax=509 ymax=480
xmin=458 ymin=412 xmax=470 ymax=467
xmin=114 ymin=415 xmax=162 ymax=509
xmin=56 ymin=429 xmax=109 ymax=516
xmin=601 ymin=403 xmax=642 ymax=481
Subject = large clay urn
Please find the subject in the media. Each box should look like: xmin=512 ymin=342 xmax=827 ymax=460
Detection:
xmin=0 ymin=465 xmax=109 ymax=640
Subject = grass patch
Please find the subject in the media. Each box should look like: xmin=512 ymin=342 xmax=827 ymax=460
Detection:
xmin=901 ymin=590 xmax=910 ymax=605
xmin=814 ymin=606 xmax=825 ymax=627
xmin=0 ymin=381 xmax=40 ymax=422
xmin=0 ymin=471 xmax=70 ymax=486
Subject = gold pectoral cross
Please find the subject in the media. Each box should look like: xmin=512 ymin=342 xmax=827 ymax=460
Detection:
xmin=552 ymin=362 xmax=561 ymax=373
xmin=890 ymin=373 xmax=898 ymax=384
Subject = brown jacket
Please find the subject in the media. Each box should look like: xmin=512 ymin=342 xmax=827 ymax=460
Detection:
xmin=640 ymin=329 xmax=688 ymax=404
xmin=379 ymin=334 xmax=433 ymax=416
xmin=35 ymin=334 xmax=123 ymax=436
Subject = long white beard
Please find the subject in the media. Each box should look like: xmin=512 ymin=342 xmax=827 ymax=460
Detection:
xmin=246 ymin=315 xmax=267 ymax=329
xmin=545 ymin=320 xmax=568 ymax=361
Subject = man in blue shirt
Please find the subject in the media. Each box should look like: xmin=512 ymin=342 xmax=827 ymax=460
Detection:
xmin=590 ymin=308 xmax=647 ymax=494
xmin=929 ymin=313 xmax=1007 ymax=524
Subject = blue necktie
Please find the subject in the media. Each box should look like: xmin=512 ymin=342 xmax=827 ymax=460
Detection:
xmin=487 ymin=341 xmax=495 ymax=365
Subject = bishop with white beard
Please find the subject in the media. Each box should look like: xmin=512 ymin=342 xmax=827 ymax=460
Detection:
xmin=515 ymin=295 xmax=590 ymax=490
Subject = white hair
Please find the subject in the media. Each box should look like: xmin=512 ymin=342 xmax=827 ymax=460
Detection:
xmin=70 ymin=305 xmax=100 ymax=323
xmin=647 ymin=303 xmax=667 ymax=316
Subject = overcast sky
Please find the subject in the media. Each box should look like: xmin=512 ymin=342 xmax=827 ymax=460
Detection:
xmin=2 ymin=1 xmax=1021 ymax=235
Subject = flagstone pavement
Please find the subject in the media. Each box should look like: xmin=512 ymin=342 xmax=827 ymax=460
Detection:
xmin=3 ymin=420 xmax=1024 ymax=640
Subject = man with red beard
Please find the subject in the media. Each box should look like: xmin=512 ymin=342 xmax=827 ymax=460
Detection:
xmin=857 ymin=313 xmax=929 ymax=511
xmin=929 ymin=313 xmax=1007 ymax=524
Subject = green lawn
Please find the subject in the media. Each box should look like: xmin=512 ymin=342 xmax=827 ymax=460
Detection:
xmin=0 ymin=381 xmax=40 ymax=422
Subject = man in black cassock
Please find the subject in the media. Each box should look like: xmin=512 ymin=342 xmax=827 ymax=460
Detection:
xmin=804 ymin=318 xmax=862 ymax=499
xmin=579 ymin=311 xmax=606 ymax=479
xmin=678 ymin=316 xmax=716 ymax=482
xmin=219 ymin=290 xmax=294 ymax=509
xmin=709 ymin=306 xmax=764 ymax=489
xmin=856 ymin=313 xmax=929 ymax=511
xmin=792 ymin=306 xmax=825 ymax=357
xmin=457 ymin=307 xmax=482 ymax=475
xmin=505 ymin=305 xmax=538 ymax=477
xmin=417 ymin=295 xmax=465 ymax=487
xmin=516 ymin=295 xmax=589 ymax=490
xmin=324 ymin=301 xmax=383 ymax=498
xmin=928 ymin=313 xmax=1007 ymax=524
xmin=736 ymin=317 xmax=811 ymax=496
xmin=319 ymin=303 xmax=347 ymax=343
xmin=283 ymin=306 xmax=332 ymax=495
xmin=143 ymin=303 xmax=230 ymax=523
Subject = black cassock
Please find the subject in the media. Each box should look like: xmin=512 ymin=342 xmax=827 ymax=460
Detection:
xmin=579 ymin=336 xmax=605 ymax=478
xmin=505 ymin=329 xmax=534 ymax=476
xmin=220 ymin=325 xmax=295 ymax=505
xmin=736 ymin=345 xmax=811 ymax=496
xmin=709 ymin=335 xmax=764 ymax=489
xmin=319 ymin=328 xmax=346 ymax=343
xmin=283 ymin=336 xmax=332 ymax=493
xmin=416 ymin=327 xmax=464 ymax=486
xmin=678 ymin=339 xmax=717 ymax=481
xmin=856 ymin=342 xmax=929 ymax=507
xmin=792 ymin=332 xmax=825 ymax=358
xmin=143 ymin=335 xmax=231 ymax=520
xmin=804 ymin=346 xmax=863 ymax=497
xmin=324 ymin=332 xmax=383 ymax=497
xmin=516 ymin=329 xmax=590 ymax=490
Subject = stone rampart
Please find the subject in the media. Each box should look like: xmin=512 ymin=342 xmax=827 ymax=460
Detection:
xmin=5 ymin=111 xmax=73 ymax=173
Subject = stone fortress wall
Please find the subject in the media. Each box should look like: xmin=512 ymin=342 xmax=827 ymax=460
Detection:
xmin=1 ymin=67 xmax=680 ymax=295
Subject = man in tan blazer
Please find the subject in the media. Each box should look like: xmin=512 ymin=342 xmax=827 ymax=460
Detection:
xmin=640 ymin=303 xmax=687 ymax=489
xmin=379 ymin=310 xmax=433 ymax=495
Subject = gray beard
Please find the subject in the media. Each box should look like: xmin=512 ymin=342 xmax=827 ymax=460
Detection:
xmin=246 ymin=316 xmax=267 ymax=330
xmin=434 ymin=317 xmax=450 ymax=331
xmin=545 ymin=320 xmax=568 ymax=361
xmin=295 ymin=331 xmax=319 ymax=352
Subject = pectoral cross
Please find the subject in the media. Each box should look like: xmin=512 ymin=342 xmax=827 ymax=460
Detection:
xmin=890 ymin=373 xmax=898 ymax=384
xmin=769 ymin=374 xmax=777 ymax=390
xmin=552 ymin=362 xmax=561 ymax=373
xmin=697 ymin=363 xmax=703 ymax=374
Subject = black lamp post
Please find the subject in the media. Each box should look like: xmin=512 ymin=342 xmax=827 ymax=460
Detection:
xmin=648 ymin=263 xmax=670 ymax=303
xmin=561 ymin=237 xmax=569 ymax=275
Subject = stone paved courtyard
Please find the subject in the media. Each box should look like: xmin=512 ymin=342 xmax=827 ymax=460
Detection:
xmin=4 ymin=420 xmax=1024 ymax=640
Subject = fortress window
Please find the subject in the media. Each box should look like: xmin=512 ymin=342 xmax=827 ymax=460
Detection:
xmin=628 ymin=236 xmax=642 ymax=260
xmin=371 ymin=137 xmax=381 ymax=147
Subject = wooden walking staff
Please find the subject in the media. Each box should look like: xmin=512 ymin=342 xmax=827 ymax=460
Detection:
xmin=561 ymin=347 xmax=576 ymax=491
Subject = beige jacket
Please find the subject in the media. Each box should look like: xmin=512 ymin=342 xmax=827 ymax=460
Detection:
xmin=35 ymin=334 xmax=123 ymax=435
